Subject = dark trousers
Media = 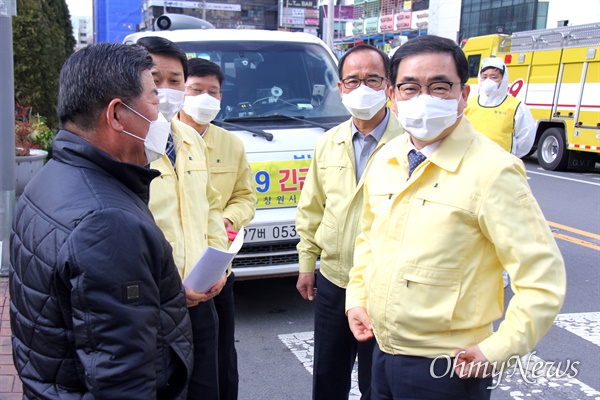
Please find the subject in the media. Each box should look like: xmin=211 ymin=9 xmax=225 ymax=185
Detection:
xmin=371 ymin=343 xmax=492 ymax=400
xmin=213 ymin=273 xmax=239 ymax=400
xmin=188 ymin=299 xmax=220 ymax=400
xmin=313 ymin=273 xmax=375 ymax=400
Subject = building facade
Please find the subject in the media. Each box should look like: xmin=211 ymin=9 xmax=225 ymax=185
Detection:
xmin=458 ymin=0 xmax=547 ymax=42
xmin=94 ymin=0 xmax=142 ymax=43
xmin=93 ymin=0 xmax=584 ymax=50
xmin=75 ymin=18 xmax=94 ymax=50
xmin=141 ymin=0 xmax=280 ymax=31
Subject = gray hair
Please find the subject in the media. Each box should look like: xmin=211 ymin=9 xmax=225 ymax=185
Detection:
xmin=57 ymin=42 xmax=154 ymax=131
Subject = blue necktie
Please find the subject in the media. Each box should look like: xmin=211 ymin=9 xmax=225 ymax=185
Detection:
xmin=408 ymin=149 xmax=427 ymax=176
xmin=165 ymin=132 xmax=176 ymax=168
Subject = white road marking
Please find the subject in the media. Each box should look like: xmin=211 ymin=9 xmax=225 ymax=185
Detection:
xmin=528 ymin=169 xmax=600 ymax=186
xmin=554 ymin=312 xmax=600 ymax=347
xmin=279 ymin=332 xmax=361 ymax=399
xmin=279 ymin=312 xmax=600 ymax=399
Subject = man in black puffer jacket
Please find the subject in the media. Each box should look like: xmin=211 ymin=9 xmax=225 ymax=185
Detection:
xmin=9 ymin=43 xmax=193 ymax=399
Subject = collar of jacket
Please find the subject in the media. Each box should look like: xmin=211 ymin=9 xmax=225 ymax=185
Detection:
xmin=386 ymin=117 xmax=474 ymax=174
xmin=52 ymin=130 xmax=160 ymax=203
xmin=171 ymin=118 xmax=201 ymax=146
xmin=332 ymin=108 xmax=397 ymax=145
xmin=200 ymin=123 xmax=219 ymax=150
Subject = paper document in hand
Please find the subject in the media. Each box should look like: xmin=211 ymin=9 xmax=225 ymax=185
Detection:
xmin=183 ymin=227 xmax=245 ymax=293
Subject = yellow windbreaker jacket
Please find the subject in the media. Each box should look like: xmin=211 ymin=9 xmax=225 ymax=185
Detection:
xmin=149 ymin=119 xmax=228 ymax=279
xmin=296 ymin=113 xmax=402 ymax=288
xmin=346 ymin=118 xmax=566 ymax=364
xmin=203 ymin=124 xmax=256 ymax=231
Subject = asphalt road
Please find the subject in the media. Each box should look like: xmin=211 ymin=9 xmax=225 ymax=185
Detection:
xmin=232 ymin=155 xmax=600 ymax=400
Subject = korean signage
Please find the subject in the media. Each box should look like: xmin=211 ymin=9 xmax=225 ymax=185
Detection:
xmin=395 ymin=11 xmax=412 ymax=30
xmin=284 ymin=0 xmax=318 ymax=9
xmin=322 ymin=5 xmax=355 ymax=20
xmin=365 ymin=17 xmax=378 ymax=34
xmin=304 ymin=9 xmax=319 ymax=18
xmin=379 ymin=14 xmax=394 ymax=32
xmin=352 ymin=20 xmax=364 ymax=35
xmin=411 ymin=9 xmax=429 ymax=31
xmin=251 ymin=160 xmax=311 ymax=208
xmin=282 ymin=7 xmax=305 ymax=27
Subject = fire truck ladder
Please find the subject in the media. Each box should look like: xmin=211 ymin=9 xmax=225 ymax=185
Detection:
xmin=498 ymin=22 xmax=600 ymax=52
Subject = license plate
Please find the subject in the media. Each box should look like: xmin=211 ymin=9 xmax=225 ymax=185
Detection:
xmin=244 ymin=224 xmax=298 ymax=243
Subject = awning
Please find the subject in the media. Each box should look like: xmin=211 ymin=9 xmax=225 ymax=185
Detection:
xmin=335 ymin=30 xmax=426 ymax=46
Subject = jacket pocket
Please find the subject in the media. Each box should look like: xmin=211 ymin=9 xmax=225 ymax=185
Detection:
xmin=314 ymin=208 xmax=338 ymax=265
xmin=387 ymin=265 xmax=461 ymax=336
xmin=210 ymin=165 xmax=237 ymax=174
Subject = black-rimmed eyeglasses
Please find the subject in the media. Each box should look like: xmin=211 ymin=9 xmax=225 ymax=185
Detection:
xmin=341 ymin=76 xmax=387 ymax=90
xmin=395 ymin=81 xmax=463 ymax=100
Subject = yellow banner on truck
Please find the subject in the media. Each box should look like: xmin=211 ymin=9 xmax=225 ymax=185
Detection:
xmin=251 ymin=159 xmax=311 ymax=208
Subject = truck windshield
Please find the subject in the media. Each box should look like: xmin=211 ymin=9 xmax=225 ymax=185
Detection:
xmin=177 ymin=41 xmax=349 ymax=123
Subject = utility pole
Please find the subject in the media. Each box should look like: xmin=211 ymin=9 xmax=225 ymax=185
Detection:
xmin=202 ymin=0 xmax=206 ymax=20
xmin=326 ymin=0 xmax=334 ymax=50
xmin=0 ymin=0 xmax=17 ymax=276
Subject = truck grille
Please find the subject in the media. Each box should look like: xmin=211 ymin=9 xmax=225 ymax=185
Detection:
xmin=233 ymin=240 xmax=299 ymax=268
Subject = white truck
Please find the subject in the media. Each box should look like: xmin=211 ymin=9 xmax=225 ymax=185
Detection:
xmin=124 ymin=16 xmax=349 ymax=279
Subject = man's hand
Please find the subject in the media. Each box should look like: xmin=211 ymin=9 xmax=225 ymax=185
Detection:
xmin=347 ymin=307 xmax=374 ymax=341
xmin=185 ymin=274 xmax=227 ymax=307
xmin=296 ymin=272 xmax=316 ymax=300
xmin=454 ymin=345 xmax=494 ymax=379
xmin=223 ymin=218 xmax=234 ymax=231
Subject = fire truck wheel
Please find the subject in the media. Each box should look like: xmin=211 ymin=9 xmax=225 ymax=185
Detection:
xmin=538 ymin=127 xmax=568 ymax=171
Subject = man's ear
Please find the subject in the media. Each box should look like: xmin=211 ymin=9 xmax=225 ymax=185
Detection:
xmin=461 ymin=84 xmax=471 ymax=104
xmin=388 ymin=85 xmax=398 ymax=115
xmin=388 ymin=85 xmax=396 ymax=101
xmin=106 ymin=99 xmax=126 ymax=131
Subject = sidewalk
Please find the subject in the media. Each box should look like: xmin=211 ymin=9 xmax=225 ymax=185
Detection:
xmin=0 ymin=277 xmax=22 ymax=399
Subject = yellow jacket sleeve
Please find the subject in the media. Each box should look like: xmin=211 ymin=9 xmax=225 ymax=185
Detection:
xmin=295 ymin=148 xmax=325 ymax=274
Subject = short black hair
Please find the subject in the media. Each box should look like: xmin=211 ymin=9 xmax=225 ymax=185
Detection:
xmin=57 ymin=42 xmax=154 ymax=131
xmin=187 ymin=58 xmax=225 ymax=87
xmin=338 ymin=44 xmax=390 ymax=80
xmin=390 ymin=35 xmax=469 ymax=85
xmin=136 ymin=36 xmax=188 ymax=80
xmin=481 ymin=66 xmax=505 ymax=76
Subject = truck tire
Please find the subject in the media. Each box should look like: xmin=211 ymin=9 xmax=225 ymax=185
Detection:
xmin=538 ymin=127 xmax=568 ymax=171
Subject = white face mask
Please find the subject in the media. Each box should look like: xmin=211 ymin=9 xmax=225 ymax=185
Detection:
xmin=182 ymin=93 xmax=221 ymax=125
xmin=120 ymin=103 xmax=171 ymax=164
xmin=157 ymin=88 xmax=185 ymax=121
xmin=395 ymin=95 xmax=461 ymax=142
xmin=480 ymin=79 xmax=501 ymax=97
xmin=341 ymin=85 xmax=387 ymax=121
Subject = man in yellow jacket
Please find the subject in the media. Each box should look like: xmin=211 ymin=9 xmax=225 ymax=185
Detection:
xmin=179 ymin=58 xmax=256 ymax=400
xmin=296 ymin=44 xmax=402 ymax=400
xmin=139 ymin=37 xmax=229 ymax=400
xmin=346 ymin=35 xmax=566 ymax=400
